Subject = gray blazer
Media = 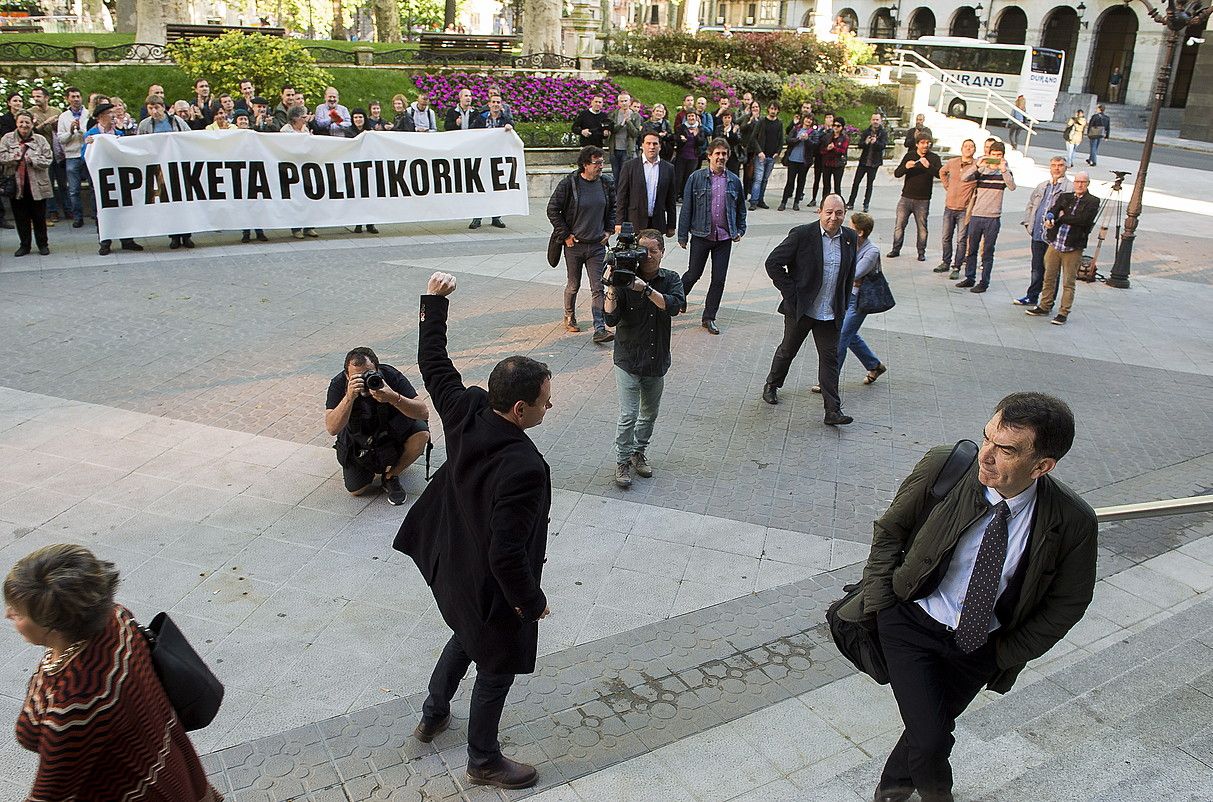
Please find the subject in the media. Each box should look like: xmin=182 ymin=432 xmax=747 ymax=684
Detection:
xmin=1021 ymin=177 xmax=1074 ymax=229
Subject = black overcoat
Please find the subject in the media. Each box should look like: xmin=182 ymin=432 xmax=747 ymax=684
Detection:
xmin=393 ymin=296 xmax=550 ymax=675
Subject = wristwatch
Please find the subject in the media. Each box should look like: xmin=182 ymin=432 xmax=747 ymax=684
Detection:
xmin=642 ymin=284 xmax=654 ymax=299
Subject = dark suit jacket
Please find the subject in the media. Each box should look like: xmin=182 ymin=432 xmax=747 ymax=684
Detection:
xmin=614 ymin=156 xmax=677 ymax=234
xmin=765 ymin=222 xmax=858 ymax=324
xmin=394 ymin=296 xmax=550 ymax=676
xmin=859 ymin=445 xmax=1098 ymax=693
xmin=444 ymin=105 xmax=475 ymax=131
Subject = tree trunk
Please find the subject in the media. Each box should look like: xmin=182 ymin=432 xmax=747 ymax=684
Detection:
xmin=134 ymin=0 xmax=165 ymax=43
xmin=444 ymin=0 xmax=457 ymax=29
xmin=331 ymin=0 xmax=347 ymax=39
xmin=114 ymin=0 xmax=136 ymax=33
xmin=682 ymin=0 xmax=701 ymax=32
xmin=373 ymin=0 xmax=400 ymax=41
xmin=522 ymin=0 xmax=560 ymax=53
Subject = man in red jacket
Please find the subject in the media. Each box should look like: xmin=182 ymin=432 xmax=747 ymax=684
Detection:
xmin=395 ymin=272 xmax=552 ymax=790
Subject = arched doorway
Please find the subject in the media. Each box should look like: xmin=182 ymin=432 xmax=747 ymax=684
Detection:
xmin=995 ymin=7 xmax=1027 ymax=45
xmin=908 ymin=8 xmax=936 ymax=39
xmin=870 ymin=8 xmax=896 ymax=39
xmin=800 ymin=2 xmax=817 ymax=29
xmin=834 ymin=7 xmax=859 ymax=34
xmin=1042 ymin=6 xmax=1080 ymax=90
xmin=950 ymin=6 xmax=980 ymax=38
xmin=1087 ymin=6 xmax=1137 ymax=100
xmin=1169 ymin=17 xmax=1208 ymax=107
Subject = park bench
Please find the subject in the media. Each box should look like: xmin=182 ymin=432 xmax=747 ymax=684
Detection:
xmin=165 ymin=23 xmax=285 ymax=45
xmin=417 ymin=32 xmax=519 ymax=63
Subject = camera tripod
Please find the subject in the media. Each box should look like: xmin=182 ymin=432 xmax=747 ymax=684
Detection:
xmin=1082 ymin=171 xmax=1129 ymax=281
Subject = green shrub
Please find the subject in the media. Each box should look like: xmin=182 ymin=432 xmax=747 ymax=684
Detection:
xmin=606 ymin=30 xmax=870 ymax=75
xmin=168 ymin=32 xmax=333 ymax=103
xmin=601 ymin=55 xmax=785 ymax=100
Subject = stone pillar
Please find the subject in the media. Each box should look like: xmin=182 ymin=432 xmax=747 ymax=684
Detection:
xmin=1180 ymin=34 xmax=1213 ymax=140
xmin=561 ymin=1 xmax=602 ymax=57
xmin=1125 ymin=30 xmax=1167 ymax=107
xmin=115 ymin=0 xmax=136 ymax=33
xmin=683 ymin=0 xmax=701 ymax=32
xmin=1067 ymin=25 xmax=1096 ymax=95
xmin=354 ymin=46 xmax=374 ymax=65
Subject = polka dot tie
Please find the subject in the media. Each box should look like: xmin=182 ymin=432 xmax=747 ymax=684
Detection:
xmin=954 ymin=501 xmax=1011 ymax=653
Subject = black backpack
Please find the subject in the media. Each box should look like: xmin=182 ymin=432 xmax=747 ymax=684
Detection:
xmin=825 ymin=439 xmax=979 ymax=684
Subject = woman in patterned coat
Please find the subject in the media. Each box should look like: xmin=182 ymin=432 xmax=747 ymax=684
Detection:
xmin=5 ymin=544 xmax=222 ymax=802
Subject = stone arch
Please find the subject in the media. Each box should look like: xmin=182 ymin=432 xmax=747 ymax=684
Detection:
xmin=950 ymin=6 xmax=980 ymax=38
xmin=1041 ymin=5 xmax=1080 ymax=89
xmin=835 ymin=7 xmax=859 ymax=34
xmin=907 ymin=8 xmax=935 ymax=39
xmin=870 ymin=7 xmax=896 ymax=39
xmin=995 ymin=7 xmax=1027 ymax=45
xmin=1086 ymin=5 xmax=1138 ymax=100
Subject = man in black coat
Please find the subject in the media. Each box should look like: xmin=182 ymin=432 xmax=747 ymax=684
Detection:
xmin=761 ymin=194 xmax=858 ymax=425
xmin=1026 ymin=172 xmax=1101 ymax=326
xmin=394 ymin=272 xmax=552 ymax=790
xmin=614 ymin=131 xmax=677 ymax=237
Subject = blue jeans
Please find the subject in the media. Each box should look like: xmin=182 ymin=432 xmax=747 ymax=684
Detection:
xmin=611 ymin=148 xmax=629 ymax=178
xmin=65 ymin=157 xmax=85 ymax=222
xmin=1088 ymin=137 xmax=1102 ymax=165
xmin=838 ymin=293 xmax=881 ymax=373
xmin=615 ymin=366 xmax=664 ymax=464
xmin=1065 ymin=142 xmax=1077 ymax=166
xmin=751 ymin=154 xmax=775 ymax=204
xmin=891 ymin=197 xmax=930 ymax=256
xmin=1024 ymin=238 xmax=1050 ymax=302
xmin=964 ymin=216 xmax=1002 ymax=285
xmin=681 ymin=237 xmax=732 ymax=322
xmin=940 ymin=207 xmax=969 ymax=268
xmin=563 ymin=241 xmax=607 ymax=330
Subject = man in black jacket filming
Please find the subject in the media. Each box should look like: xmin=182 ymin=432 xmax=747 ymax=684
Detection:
xmin=603 ymin=227 xmax=686 ymax=489
xmin=324 ymin=347 xmax=430 ymax=505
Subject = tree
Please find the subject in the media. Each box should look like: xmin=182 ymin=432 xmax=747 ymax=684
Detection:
xmin=331 ymin=0 xmax=347 ymax=38
xmin=373 ymin=0 xmax=401 ymax=40
xmin=522 ymin=0 xmax=561 ymax=53
xmin=444 ymin=0 xmax=456 ymax=28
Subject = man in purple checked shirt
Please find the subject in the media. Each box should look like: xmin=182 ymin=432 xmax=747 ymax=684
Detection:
xmin=676 ymin=138 xmax=747 ymax=336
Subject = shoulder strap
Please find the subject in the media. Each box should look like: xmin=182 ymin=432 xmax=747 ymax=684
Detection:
xmin=926 ymin=439 xmax=979 ymax=513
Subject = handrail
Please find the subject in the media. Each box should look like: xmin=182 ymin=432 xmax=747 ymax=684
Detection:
xmin=892 ymin=48 xmax=1037 ymax=153
xmin=1094 ymin=494 xmax=1213 ymax=523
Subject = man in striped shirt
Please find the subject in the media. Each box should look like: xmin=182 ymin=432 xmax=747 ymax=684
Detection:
xmin=955 ymin=142 xmax=1016 ymax=293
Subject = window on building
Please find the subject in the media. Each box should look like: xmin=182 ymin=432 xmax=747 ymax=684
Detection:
xmin=746 ymin=3 xmax=756 ymax=24
xmin=717 ymin=2 xmax=728 ymax=24
xmin=650 ymin=4 xmax=660 ymax=24
xmin=761 ymin=1 xmax=781 ymax=23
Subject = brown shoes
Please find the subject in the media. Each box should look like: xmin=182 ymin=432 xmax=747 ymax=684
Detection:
xmin=564 ymin=315 xmax=581 ymax=333
xmin=411 ymin=714 xmax=450 ymax=743
xmin=465 ymin=755 xmax=538 ymax=789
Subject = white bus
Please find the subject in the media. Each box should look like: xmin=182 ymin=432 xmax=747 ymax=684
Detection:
xmin=864 ymin=37 xmax=1065 ymax=122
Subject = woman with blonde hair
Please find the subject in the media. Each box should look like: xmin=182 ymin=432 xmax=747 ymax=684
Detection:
xmin=1062 ymin=108 xmax=1086 ymax=167
xmin=5 ymin=544 xmax=222 ymax=801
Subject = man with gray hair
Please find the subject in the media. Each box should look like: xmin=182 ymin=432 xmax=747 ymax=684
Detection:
xmin=1014 ymin=156 xmax=1072 ymax=307
xmin=1026 ymin=172 xmax=1100 ymax=325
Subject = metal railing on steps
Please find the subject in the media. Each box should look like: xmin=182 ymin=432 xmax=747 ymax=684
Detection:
xmin=1094 ymin=494 xmax=1213 ymax=523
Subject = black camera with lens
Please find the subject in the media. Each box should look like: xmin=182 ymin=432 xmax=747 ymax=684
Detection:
xmin=604 ymin=222 xmax=648 ymax=288
xmin=361 ymin=369 xmax=386 ymax=394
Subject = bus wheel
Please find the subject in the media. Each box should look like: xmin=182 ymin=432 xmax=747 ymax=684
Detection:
xmin=947 ymin=98 xmax=968 ymax=118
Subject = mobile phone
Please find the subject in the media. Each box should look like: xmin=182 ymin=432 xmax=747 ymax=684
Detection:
xmin=984 ymin=157 xmax=1000 ymax=166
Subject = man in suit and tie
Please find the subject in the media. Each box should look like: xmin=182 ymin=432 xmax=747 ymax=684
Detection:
xmin=761 ymin=194 xmax=857 ymax=425
xmin=861 ymin=392 xmax=1097 ymax=802
xmin=614 ymin=131 xmax=677 ymax=238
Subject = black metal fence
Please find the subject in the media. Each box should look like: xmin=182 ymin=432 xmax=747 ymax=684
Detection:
xmin=0 ymin=41 xmax=75 ymax=62
xmin=95 ymin=43 xmax=170 ymax=63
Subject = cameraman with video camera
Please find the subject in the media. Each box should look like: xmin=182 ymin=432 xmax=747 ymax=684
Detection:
xmin=325 ymin=347 xmax=430 ymax=506
xmin=603 ymin=226 xmax=685 ymax=489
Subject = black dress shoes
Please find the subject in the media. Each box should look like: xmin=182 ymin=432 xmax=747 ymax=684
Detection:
xmin=824 ymin=411 xmax=854 ymax=426
xmin=703 ymin=320 xmax=720 ymax=335
xmin=13 ymin=245 xmax=30 ymax=257
xmin=411 ymin=713 xmax=450 ymax=743
xmin=465 ymin=755 xmax=538 ymax=789
xmin=874 ymin=787 xmax=914 ymax=802
xmin=762 ymin=384 xmax=779 ymax=405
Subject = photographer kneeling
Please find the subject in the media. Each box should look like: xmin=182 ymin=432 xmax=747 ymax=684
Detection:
xmin=604 ymin=226 xmax=685 ymax=489
xmin=325 ymin=347 xmax=430 ymax=505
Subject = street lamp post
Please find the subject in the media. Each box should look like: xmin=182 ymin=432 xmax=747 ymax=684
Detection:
xmin=1109 ymin=0 xmax=1213 ymax=288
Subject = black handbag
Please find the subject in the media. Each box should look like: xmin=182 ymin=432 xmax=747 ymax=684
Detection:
xmin=857 ymin=269 xmax=896 ymax=314
xmin=139 ymin=612 xmax=224 ymax=731
xmin=825 ymin=439 xmax=978 ymax=684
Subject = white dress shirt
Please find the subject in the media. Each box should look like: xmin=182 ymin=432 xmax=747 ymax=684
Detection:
xmin=917 ymin=481 xmax=1038 ymax=631
xmin=642 ymin=155 xmax=660 ymax=217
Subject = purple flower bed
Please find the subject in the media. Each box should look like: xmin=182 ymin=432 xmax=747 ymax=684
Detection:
xmin=412 ymin=73 xmax=635 ymax=122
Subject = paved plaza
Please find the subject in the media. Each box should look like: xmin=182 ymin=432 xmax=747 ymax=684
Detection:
xmin=0 ymin=142 xmax=1211 ymax=801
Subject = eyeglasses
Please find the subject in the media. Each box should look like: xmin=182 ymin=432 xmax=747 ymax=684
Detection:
xmin=588 ymin=159 xmax=605 ymax=166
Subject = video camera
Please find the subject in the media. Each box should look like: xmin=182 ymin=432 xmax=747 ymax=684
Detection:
xmin=603 ymin=223 xmax=648 ymax=288
xmin=361 ymin=369 xmax=386 ymax=394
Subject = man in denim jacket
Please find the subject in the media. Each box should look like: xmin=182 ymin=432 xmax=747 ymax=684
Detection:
xmin=676 ymin=138 xmax=747 ymax=335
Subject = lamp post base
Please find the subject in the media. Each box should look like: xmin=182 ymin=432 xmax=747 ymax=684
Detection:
xmin=1108 ymin=236 xmax=1134 ymax=289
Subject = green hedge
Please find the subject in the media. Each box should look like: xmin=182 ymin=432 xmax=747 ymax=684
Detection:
xmin=606 ymin=30 xmax=872 ymax=75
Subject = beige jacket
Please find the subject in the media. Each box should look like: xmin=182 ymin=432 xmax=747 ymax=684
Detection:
xmin=0 ymin=131 xmax=53 ymax=201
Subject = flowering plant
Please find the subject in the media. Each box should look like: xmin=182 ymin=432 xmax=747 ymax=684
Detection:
xmin=412 ymin=72 xmax=640 ymax=122
xmin=689 ymin=75 xmax=737 ymax=105
xmin=0 ymin=76 xmax=70 ymax=109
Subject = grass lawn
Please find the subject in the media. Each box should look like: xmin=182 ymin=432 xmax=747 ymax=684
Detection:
xmin=612 ymin=75 xmax=690 ymax=115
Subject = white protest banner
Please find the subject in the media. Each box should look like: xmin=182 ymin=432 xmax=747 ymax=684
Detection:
xmin=85 ymin=128 xmax=528 ymax=240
